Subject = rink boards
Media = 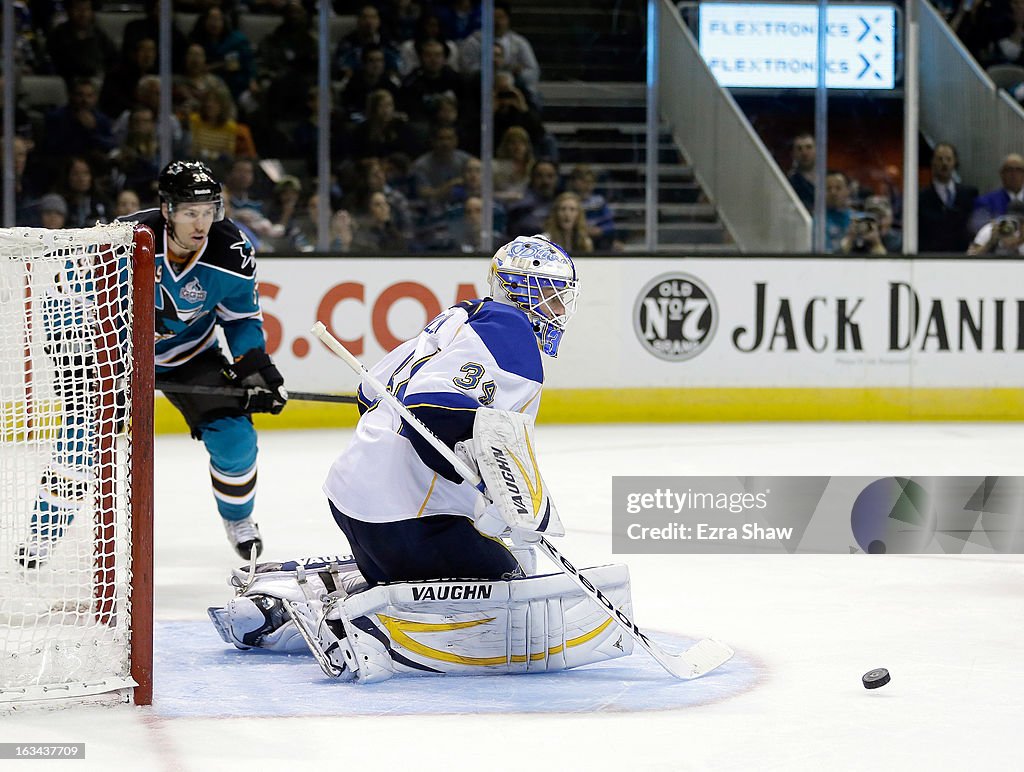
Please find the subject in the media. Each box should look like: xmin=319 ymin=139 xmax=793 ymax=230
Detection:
xmin=155 ymin=256 xmax=1024 ymax=431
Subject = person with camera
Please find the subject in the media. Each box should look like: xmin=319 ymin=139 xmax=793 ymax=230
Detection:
xmin=839 ymin=210 xmax=888 ymax=256
xmin=967 ymin=200 xmax=1024 ymax=255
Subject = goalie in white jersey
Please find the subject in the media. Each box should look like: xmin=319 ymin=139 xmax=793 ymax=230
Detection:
xmin=210 ymin=236 xmax=637 ymax=682
xmin=324 ymin=234 xmax=579 ymax=584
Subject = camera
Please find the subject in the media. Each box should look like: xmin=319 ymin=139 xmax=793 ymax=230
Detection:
xmin=995 ymin=215 xmax=1020 ymax=237
xmin=851 ymin=211 xmax=877 ymax=235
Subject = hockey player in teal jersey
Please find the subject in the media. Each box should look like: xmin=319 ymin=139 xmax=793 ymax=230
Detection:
xmin=19 ymin=161 xmax=286 ymax=565
xmin=138 ymin=161 xmax=285 ymax=559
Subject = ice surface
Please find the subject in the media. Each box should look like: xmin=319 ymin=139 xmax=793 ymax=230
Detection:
xmin=0 ymin=423 xmax=1020 ymax=771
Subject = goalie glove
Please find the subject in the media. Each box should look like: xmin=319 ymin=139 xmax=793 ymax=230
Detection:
xmin=223 ymin=348 xmax=288 ymax=415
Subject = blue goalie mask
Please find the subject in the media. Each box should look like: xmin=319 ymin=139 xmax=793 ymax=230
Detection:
xmin=488 ymin=235 xmax=580 ymax=357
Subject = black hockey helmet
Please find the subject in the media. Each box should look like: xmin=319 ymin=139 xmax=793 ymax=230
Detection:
xmin=158 ymin=160 xmax=225 ymax=221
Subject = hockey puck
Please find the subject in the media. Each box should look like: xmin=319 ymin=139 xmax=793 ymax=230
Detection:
xmin=862 ymin=668 xmax=890 ymax=689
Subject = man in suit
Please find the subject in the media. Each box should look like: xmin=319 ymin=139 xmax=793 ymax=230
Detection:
xmin=918 ymin=142 xmax=978 ymax=253
xmin=968 ymin=152 xmax=1024 ymax=237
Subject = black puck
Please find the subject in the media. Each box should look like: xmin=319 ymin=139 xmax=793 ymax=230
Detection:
xmin=862 ymin=668 xmax=890 ymax=689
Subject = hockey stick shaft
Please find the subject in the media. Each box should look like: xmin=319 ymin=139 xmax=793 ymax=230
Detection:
xmin=309 ymin=322 xmax=733 ymax=680
xmin=155 ymin=381 xmax=358 ymax=405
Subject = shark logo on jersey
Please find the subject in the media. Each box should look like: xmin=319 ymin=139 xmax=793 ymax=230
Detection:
xmin=180 ymin=278 xmax=207 ymax=303
xmin=230 ymin=237 xmax=255 ymax=271
xmin=156 ymin=284 xmax=207 ymax=338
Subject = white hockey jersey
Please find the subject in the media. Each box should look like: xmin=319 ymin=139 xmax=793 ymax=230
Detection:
xmin=323 ymin=299 xmax=544 ymax=523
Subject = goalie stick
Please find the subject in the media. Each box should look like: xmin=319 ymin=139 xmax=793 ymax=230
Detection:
xmin=310 ymin=321 xmax=734 ymax=680
xmin=155 ymin=381 xmax=357 ymax=404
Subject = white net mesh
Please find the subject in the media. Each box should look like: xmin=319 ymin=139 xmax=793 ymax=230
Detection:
xmin=0 ymin=223 xmax=140 ymax=703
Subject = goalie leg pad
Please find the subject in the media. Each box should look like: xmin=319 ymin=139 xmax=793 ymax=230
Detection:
xmin=208 ymin=556 xmax=365 ymax=652
xmin=335 ymin=564 xmax=634 ymax=681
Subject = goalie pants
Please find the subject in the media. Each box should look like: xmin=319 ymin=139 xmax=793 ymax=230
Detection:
xmin=160 ymin=348 xmax=258 ymax=522
xmin=329 ymin=501 xmax=522 ymax=586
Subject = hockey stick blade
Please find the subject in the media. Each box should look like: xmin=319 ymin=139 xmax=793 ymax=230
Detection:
xmin=535 ymin=537 xmax=733 ymax=680
xmin=310 ymin=322 xmax=734 ymax=681
xmin=281 ymin=598 xmax=346 ymax=678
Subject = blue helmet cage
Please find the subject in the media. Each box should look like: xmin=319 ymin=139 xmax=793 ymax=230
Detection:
xmin=489 ymin=236 xmax=579 ymax=356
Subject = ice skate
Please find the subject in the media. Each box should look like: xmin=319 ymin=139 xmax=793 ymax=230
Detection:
xmin=223 ymin=516 xmax=263 ymax=559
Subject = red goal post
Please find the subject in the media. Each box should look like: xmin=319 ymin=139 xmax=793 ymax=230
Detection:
xmin=0 ymin=222 xmax=154 ymax=707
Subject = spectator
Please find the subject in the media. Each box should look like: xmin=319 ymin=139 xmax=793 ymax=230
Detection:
xmin=567 ymin=163 xmax=618 ymax=250
xmin=352 ymin=191 xmax=408 ymax=252
xmin=982 ymin=0 xmax=1024 ymax=67
xmin=431 ymin=91 xmax=479 ymax=155
xmin=437 ymin=0 xmax=481 ymax=41
xmin=289 ymin=193 xmax=354 ymax=253
xmin=57 ymin=155 xmax=111 ymax=228
xmin=37 ymin=193 xmax=68 ymax=229
xmin=460 ymin=2 xmax=541 ymax=106
xmin=114 ymin=189 xmax=142 ymax=218
xmin=189 ymin=6 xmax=256 ymax=102
xmin=291 ymin=86 xmax=349 ymax=171
xmin=541 ymin=192 xmax=594 ymax=254
xmin=788 ymin=132 xmax=816 ymax=211
xmin=100 ymin=37 xmax=158 ymax=122
xmin=398 ymin=12 xmax=460 ymax=77
xmin=10 ymin=137 xmax=46 ymax=225
xmin=122 ymin=0 xmax=188 ymax=73
xmin=333 ymin=4 xmax=400 ymax=82
xmin=381 ymin=0 xmax=424 ymax=43
xmin=264 ymin=176 xmax=304 ymax=250
xmin=47 ymin=0 xmax=118 ymax=83
xmin=968 ymin=200 xmax=1024 ymax=255
xmin=411 ymin=124 xmax=472 ymax=210
xmin=340 ymin=45 xmax=401 ymax=121
xmin=42 ymin=77 xmax=116 ymax=163
xmin=343 ymin=157 xmax=415 ymax=242
xmin=399 ymin=38 xmax=464 ymax=128
xmin=918 ymin=142 xmax=978 ymax=253
xmin=492 ymin=71 xmax=549 ymax=157
xmin=434 ymin=195 xmax=504 ymax=253
xmin=108 ymin=105 xmax=161 ymax=204
xmin=349 ymin=89 xmax=419 ymax=160
xmin=969 ymin=153 xmax=1024 ymax=236
xmin=863 ymin=195 xmax=902 ymax=253
xmin=178 ymin=43 xmax=229 ymax=110
xmin=493 ymin=125 xmax=534 ymax=204
xmin=839 ymin=212 xmax=887 ymax=256
xmin=5 ymin=1 xmax=51 ymax=75
xmin=823 ymin=170 xmax=853 ymax=253
xmin=257 ymin=0 xmax=319 ymax=124
xmin=189 ymin=84 xmax=258 ymax=164
xmin=223 ymin=158 xmax=266 ymax=219
xmin=111 ymin=75 xmax=191 ymax=159
xmin=507 ymin=158 xmax=560 ymax=237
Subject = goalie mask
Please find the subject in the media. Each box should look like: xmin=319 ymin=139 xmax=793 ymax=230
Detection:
xmin=488 ymin=235 xmax=579 ymax=357
xmin=158 ymin=160 xmax=225 ymax=221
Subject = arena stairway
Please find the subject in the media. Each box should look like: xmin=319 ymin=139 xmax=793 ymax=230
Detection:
xmin=515 ymin=2 xmax=736 ymax=253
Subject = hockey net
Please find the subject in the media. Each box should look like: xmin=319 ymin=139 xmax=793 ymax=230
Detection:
xmin=0 ymin=222 xmax=153 ymax=706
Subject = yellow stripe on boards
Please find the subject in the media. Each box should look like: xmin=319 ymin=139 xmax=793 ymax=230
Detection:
xmin=153 ymin=388 xmax=1024 ymax=435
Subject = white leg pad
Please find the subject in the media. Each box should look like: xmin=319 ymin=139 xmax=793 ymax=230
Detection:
xmin=337 ymin=564 xmax=634 ymax=682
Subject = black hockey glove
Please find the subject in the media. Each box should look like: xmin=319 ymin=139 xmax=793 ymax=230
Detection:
xmin=223 ymin=348 xmax=288 ymax=415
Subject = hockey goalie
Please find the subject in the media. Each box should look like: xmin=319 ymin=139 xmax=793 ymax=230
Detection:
xmin=209 ymin=236 xmax=636 ymax=682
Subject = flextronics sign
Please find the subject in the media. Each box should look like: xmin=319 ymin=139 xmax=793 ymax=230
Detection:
xmin=698 ymin=3 xmax=898 ymax=90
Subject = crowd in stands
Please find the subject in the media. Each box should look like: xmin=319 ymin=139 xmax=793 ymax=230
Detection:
xmin=785 ymin=127 xmax=1024 ymax=255
xmin=4 ymin=0 xmax=621 ymax=254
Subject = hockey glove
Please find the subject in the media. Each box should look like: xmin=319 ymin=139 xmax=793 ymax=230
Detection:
xmin=223 ymin=348 xmax=288 ymax=415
